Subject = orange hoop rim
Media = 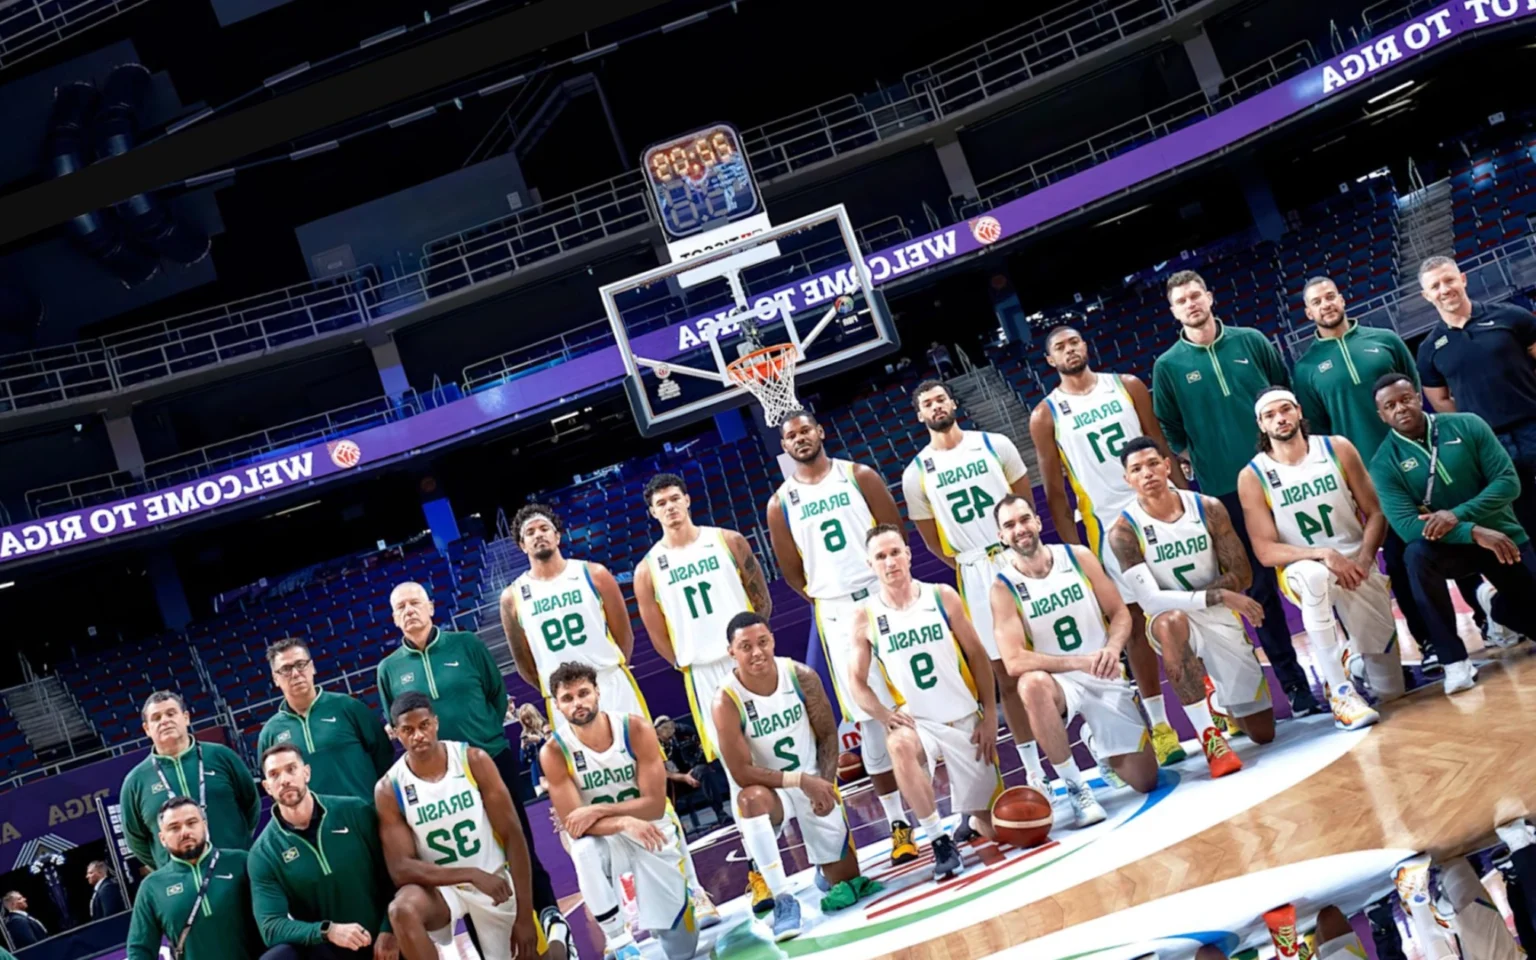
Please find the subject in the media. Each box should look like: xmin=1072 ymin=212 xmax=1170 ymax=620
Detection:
xmin=725 ymin=343 xmax=797 ymax=384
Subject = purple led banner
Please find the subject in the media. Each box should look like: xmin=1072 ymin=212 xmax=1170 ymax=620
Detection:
xmin=2 ymin=0 xmax=1528 ymax=568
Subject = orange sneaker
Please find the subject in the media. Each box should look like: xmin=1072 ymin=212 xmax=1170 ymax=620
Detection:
xmin=1201 ymin=726 xmax=1242 ymax=778
xmin=1204 ymin=676 xmax=1236 ymax=737
xmin=1264 ymin=904 xmax=1301 ymax=960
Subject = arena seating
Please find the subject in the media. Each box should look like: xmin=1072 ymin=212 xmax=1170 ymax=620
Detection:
xmin=1450 ymin=131 xmax=1536 ymax=261
xmin=0 ymin=710 xmax=35 ymax=780
xmin=56 ymin=631 xmax=218 ymax=749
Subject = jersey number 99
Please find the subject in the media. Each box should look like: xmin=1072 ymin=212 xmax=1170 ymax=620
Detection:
xmin=541 ymin=614 xmax=587 ymax=652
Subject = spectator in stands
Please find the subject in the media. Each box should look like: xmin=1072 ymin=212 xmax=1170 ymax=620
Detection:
xmin=375 ymin=581 xmax=569 ymax=955
xmin=85 ymin=860 xmax=125 ymax=920
xmin=1417 ymin=255 xmax=1536 ymax=540
xmin=120 ymin=691 xmax=260 ymax=869
xmin=125 ymin=798 xmax=264 ymax=960
xmin=516 ymin=703 xmax=550 ymax=798
xmin=655 ymin=715 xmax=729 ymax=825
xmin=257 ymin=638 xmax=394 ymax=802
xmin=1370 ymin=373 xmax=1536 ymax=695
xmin=2 ymin=891 xmax=47 ymax=947
xmin=1152 ymin=270 xmax=1318 ymax=716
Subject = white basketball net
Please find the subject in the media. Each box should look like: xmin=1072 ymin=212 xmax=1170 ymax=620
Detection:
xmin=727 ymin=343 xmax=801 ymax=426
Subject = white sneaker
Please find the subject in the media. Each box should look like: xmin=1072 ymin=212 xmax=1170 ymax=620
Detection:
xmin=1064 ymin=778 xmax=1106 ymax=828
xmin=1495 ymin=818 xmax=1534 ymax=853
xmin=1443 ymin=659 xmax=1476 ymax=695
xmin=1476 ymin=582 xmax=1525 ymax=647
xmin=1328 ymin=682 xmax=1381 ymax=730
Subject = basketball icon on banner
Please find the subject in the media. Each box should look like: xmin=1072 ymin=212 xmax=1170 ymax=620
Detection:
xmin=329 ymin=439 xmax=362 ymax=469
xmin=972 ymin=215 xmax=1003 ymax=245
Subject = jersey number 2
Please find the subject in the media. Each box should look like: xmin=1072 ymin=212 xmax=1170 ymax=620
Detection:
xmin=425 ymin=819 xmax=482 ymax=865
xmin=773 ymin=737 xmax=800 ymax=771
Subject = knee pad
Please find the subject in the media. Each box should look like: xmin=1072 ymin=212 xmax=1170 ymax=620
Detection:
xmin=653 ymin=925 xmax=700 ymax=960
xmin=1289 ymin=563 xmax=1337 ymax=632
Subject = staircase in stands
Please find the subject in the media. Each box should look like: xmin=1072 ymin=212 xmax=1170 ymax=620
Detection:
xmin=3 ymin=674 xmax=100 ymax=762
xmin=945 ymin=360 xmax=1041 ymax=482
xmin=1394 ymin=172 xmax=1455 ymax=335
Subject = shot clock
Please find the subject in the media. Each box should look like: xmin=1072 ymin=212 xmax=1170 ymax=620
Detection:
xmin=641 ymin=123 xmax=762 ymax=240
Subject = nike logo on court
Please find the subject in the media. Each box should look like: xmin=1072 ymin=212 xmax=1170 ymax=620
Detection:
xmin=320 ymin=717 xmax=338 ymax=723
xmin=444 ymin=662 xmax=461 ymax=667
xmin=332 ymin=828 xmax=350 ymax=834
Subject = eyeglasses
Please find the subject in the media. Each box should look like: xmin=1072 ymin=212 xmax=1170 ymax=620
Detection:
xmin=273 ymin=659 xmax=313 ymax=677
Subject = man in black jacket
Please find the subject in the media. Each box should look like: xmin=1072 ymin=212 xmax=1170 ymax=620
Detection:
xmin=86 ymin=861 xmax=126 ymax=920
xmin=2 ymin=891 xmax=47 ymax=947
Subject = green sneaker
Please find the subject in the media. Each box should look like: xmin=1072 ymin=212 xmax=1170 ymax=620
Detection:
xmin=819 ymin=875 xmax=884 ymax=912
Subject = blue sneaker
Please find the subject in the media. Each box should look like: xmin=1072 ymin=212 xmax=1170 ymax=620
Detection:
xmin=770 ymin=893 xmax=802 ymax=941
xmin=607 ymin=940 xmax=642 ymax=960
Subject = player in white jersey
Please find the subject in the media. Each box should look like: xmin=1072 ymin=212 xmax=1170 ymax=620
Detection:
xmin=1239 ymin=388 xmax=1404 ymax=728
xmin=712 ymin=611 xmax=883 ymax=942
xmin=377 ymin=692 xmax=543 ymax=960
xmin=990 ymin=494 xmax=1159 ymax=829
xmin=1029 ymin=326 xmax=1189 ymax=767
xmin=847 ymin=524 xmax=1000 ymax=881
xmin=502 ymin=503 xmax=648 ymax=732
xmin=766 ymin=410 xmax=914 ymax=864
xmin=539 ymin=663 xmax=698 ymax=960
xmin=636 ymin=473 xmax=771 ymax=762
xmin=900 ymin=380 xmax=1047 ymax=789
xmin=1108 ymin=437 xmax=1276 ymax=779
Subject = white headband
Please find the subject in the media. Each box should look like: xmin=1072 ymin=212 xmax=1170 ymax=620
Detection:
xmin=1254 ymin=390 xmax=1300 ymax=420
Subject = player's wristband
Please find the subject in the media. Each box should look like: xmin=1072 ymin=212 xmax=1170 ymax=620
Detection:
xmin=781 ymin=772 xmax=803 ymax=790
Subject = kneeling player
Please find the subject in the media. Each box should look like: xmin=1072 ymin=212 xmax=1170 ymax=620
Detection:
xmin=378 ymin=692 xmax=543 ymax=960
xmin=991 ymin=494 xmax=1158 ymax=829
xmin=1240 ymin=388 xmax=1404 ymax=726
xmin=540 ymin=662 xmax=698 ymax=960
xmin=848 ymin=524 xmax=1001 ymax=881
xmin=1108 ymin=438 xmax=1276 ymax=778
xmin=713 ymin=612 xmax=881 ymax=941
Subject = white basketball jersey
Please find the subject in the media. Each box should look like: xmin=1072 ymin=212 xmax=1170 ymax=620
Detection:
xmin=551 ymin=712 xmax=665 ymax=820
xmin=643 ymin=527 xmax=749 ymax=666
xmin=721 ymin=658 xmax=816 ymax=774
xmin=388 ymin=741 xmax=505 ymax=874
xmin=996 ymin=545 xmax=1110 ymax=657
xmin=905 ymin=431 xmax=1019 ymax=558
xmin=510 ymin=560 xmax=622 ymax=695
xmin=1046 ymin=374 xmax=1142 ymax=526
xmin=863 ymin=584 xmax=979 ymax=724
xmin=1247 ymin=436 xmax=1364 ymax=554
xmin=1120 ymin=489 xmax=1221 ymax=591
xmin=775 ymin=460 xmax=878 ymax=599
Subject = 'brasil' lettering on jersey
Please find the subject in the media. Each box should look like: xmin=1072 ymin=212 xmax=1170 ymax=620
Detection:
xmin=1247 ymin=436 xmax=1364 ymax=554
xmin=411 ymin=789 xmax=477 ymax=827
xmin=511 ymin=560 xmax=623 ymax=694
xmin=645 ymin=527 xmax=750 ymax=666
xmin=997 ymin=545 xmax=1111 ymax=658
xmin=722 ymin=657 xmax=816 ymax=773
xmin=776 ymin=460 xmax=878 ymax=599
xmin=1121 ymin=489 xmax=1220 ymax=592
xmin=1047 ymin=374 xmax=1143 ymax=539
xmin=551 ymin=711 xmax=667 ymax=813
xmin=865 ymin=584 xmax=978 ymax=724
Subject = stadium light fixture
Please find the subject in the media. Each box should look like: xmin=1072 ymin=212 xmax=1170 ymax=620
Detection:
xmin=0 ymin=581 xmax=14 ymax=590
xmin=1366 ymin=80 xmax=1414 ymax=104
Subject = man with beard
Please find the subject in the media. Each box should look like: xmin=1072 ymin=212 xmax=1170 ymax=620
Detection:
xmin=125 ymin=798 xmax=264 ymax=960
xmin=1152 ymin=271 xmax=1317 ymax=717
xmin=1369 ymin=373 xmax=1536 ymax=694
xmin=1238 ymin=387 xmax=1404 ymax=725
xmin=899 ymin=382 xmax=1049 ymax=794
xmin=539 ymin=663 xmax=698 ymax=960
xmin=766 ymin=410 xmax=914 ymax=864
xmin=990 ymin=494 xmax=1159 ymax=829
xmin=121 ymin=691 xmax=260 ymax=869
xmin=1028 ymin=325 xmax=1189 ymax=766
xmin=1108 ymin=437 xmax=1276 ymax=778
xmin=502 ymin=504 xmax=645 ymax=733
xmin=378 ymin=693 xmax=542 ymax=960
xmin=249 ymin=745 xmax=398 ymax=959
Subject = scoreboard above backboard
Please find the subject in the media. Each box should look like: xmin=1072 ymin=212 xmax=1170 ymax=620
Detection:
xmin=641 ymin=123 xmax=762 ymax=241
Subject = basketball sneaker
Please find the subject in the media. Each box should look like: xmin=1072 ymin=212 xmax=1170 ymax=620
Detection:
xmin=1263 ymin=904 xmax=1302 ymax=960
xmin=1495 ymin=817 xmax=1533 ymax=852
xmin=1475 ymin=582 xmax=1525 ymax=648
xmin=606 ymin=940 xmax=641 ymax=960
xmin=770 ymin=893 xmax=802 ymax=941
xmin=542 ymin=906 xmax=578 ymax=960
xmin=931 ymin=834 xmax=964 ymax=880
xmin=691 ymin=888 xmax=721 ymax=929
xmin=1064 ymin=778 xmax=1106 ymax=827
xmin=889 ymin=820 xmax=919 ymax=865
xmin=747 ymin=867 xmax=774 ymax=916
xmin=1151 ymin=722 xmax=1187 ymax=766
xmin=1443 ymin=659 xmax=1476 ymax=695
xmin=1392 ymin=853 xmax=1434 ymax=912
xmin=1200 ymin=727 xmax=1242 ymax=778
xmin=1327 ymin=682 xmax=1380 ymax=730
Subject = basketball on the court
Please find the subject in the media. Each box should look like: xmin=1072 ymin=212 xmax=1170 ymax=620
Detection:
xmin=991 ymin=785 xmax=1053 ymax=848
xmin=837 ymin=751 xmax=865 ymax=783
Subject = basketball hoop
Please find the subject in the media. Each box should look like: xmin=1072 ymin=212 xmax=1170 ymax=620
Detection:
xmin=726 ymin=343 xmax=800 ymax=426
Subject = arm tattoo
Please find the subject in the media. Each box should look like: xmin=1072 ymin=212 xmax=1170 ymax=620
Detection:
xmin=1202 ymin=496 xmax=1253 ymax=599
xmin=740 ymin=551 xmax=773 ymax=617
xmin=796 ymin=664 xmax=840 ymax=782
xmin=1107 ymin=520 xmax=1146 ymax=573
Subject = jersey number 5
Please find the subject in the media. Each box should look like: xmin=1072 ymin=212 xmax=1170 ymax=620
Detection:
xmin=425 ymin=819 xmax=482 ymax=865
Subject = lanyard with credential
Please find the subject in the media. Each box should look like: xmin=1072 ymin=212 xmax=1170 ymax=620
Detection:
xmin=174 ymin=848 xmax=219 ymax=960
xmin=155 ymin=742 xmax=206 ymax=814
xmin=1420 ymin=415 xmax=1441 ymax=511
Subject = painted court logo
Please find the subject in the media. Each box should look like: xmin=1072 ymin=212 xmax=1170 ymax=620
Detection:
xmin=970 ymin=216 xmax=1002 ymax=245
xmin=329 ymin=439 xmax=362 ymax=469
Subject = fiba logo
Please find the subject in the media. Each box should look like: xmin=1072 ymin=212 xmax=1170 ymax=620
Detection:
xmin=971 ymin=216 xmax=1002 ymax=245
xmin=329 ymin=439 xmax=362 ymax=469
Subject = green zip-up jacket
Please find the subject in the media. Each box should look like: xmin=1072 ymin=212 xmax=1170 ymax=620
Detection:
xmin=121 ymin=741 xmax=260 ymax=867
xmin=257 ymin=689 xmax=395 ymax=802
xmin=1152 ymin=321 xmax=1290 ymax=497
xmin=247 ymin=793 xmax=394 ymax=946
xmin=376 ymin=627 xmax=510 ymax=756
xmin=1291 ymin=322 xmax=1419 ymax=460
xmin=126 ymin=847 xmax=262 ymax=960
xmin=1369 ymin=412 xmax=1527 ymax=546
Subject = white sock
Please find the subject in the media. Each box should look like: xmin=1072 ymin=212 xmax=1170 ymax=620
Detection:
xmin=1058 ymin=758 xmax=1087 ymax=786
xmin=1016 ymin=741 xmax=1046 ymax=781
xmin=878 ymin=790 xmax=906 ymax=827
xmin=738 ymin=815 xmax=789 ymax=896
xmin=1184 ymin=700 xmax=1218 ymax=736
xmin=918 ymin=812 xmax=946 ymax=843
xmin=1309 ymin=628 xmax=1350 ymax=692
xmin=596 ymin=907 xmax=633 ymax=951
xmin=1143 ymin=694 xmax=1170 ymax=728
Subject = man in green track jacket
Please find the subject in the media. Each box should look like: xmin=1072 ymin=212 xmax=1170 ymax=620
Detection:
xmin=1370 ymin=373 xmax=1536 ymax=695
xmin=258 ymin=637 xmax=394 ymax=802
xmin=1151 ymin=270 xmax=1315 ymax=714
xmin=125 ymin=797 xmax=264 ymax=960
xmin=120 ymin=691 xmax=260 ymax=869
xmin=248 ymin=744 xmax=398 ymax=958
